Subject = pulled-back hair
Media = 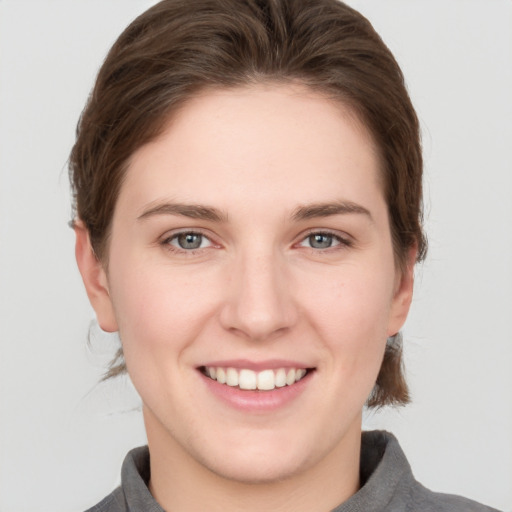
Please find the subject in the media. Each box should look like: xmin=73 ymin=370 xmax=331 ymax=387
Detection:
xmin=69 ymin=0 xmax=426 ymax=407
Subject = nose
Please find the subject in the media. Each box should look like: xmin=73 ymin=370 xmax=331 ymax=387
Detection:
xmin=219 ymin=250 xmax=298 ymax=342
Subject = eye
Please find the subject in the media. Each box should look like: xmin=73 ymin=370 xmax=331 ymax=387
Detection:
xmin=299 ymin=232 xmax=348 ymax=250
xmin=167 ymin=232 xmax=212 ymax=250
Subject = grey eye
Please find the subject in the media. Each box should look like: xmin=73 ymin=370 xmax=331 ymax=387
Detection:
xmin=176 ymin=233 xmax=204 ymax=249
xmin=308 ymin=233 xmax=334 ymax=249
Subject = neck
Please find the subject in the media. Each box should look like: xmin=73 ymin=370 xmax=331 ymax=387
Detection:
xmin=145 ymin=409 xmax=362 ymax=512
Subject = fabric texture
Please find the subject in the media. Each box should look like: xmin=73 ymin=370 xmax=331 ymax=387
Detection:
xmin=85 ymin=430 xmax=501 ymax=512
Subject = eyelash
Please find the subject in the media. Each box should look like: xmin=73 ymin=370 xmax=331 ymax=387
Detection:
xmin=161 ymin=231 xmax=215 ymax=254
xmin=160 ymin=229 xmax=353 ymax=255
xmin=297 ymin=230 xmax=353 ymax=252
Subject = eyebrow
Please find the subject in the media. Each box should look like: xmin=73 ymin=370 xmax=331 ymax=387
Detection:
xmin=291 ymin=201 xmax=373 ymax=222
xmin=137 ymin=200 xmax=372 ymax=223
xmin=137 ymin=202 xmax=227 ymax=222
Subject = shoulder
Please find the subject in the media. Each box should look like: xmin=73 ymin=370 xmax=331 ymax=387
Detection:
xmin=84 ymin=486 xmax=127 ymax=512
xmin=83 ymin=445 xmax=163 ymax=512
xmin=357 ymin=431 xmax=502 ymax=512
xmin=409 ymin=483 xmax=502 ymax=512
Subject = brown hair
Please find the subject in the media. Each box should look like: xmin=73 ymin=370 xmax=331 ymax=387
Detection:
xmin=69 ymin=0 xmax=427 ymax=407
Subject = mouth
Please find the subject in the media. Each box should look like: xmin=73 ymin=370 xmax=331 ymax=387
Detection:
xmin=200 ymin=366 xmax=313 ymax=391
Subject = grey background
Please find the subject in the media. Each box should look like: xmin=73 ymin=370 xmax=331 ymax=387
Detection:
xmin=0 ymin=1 xmax=511 ymax=511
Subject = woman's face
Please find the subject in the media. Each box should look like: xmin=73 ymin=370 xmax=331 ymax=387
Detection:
xmin=78 ymin=84 xmax=414 ymax=483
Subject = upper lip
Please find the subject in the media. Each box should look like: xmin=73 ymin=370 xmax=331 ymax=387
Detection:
xmin=199 ymin=359 xmax=314 ymax=371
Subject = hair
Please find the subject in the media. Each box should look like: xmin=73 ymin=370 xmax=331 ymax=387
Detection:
xmin=69 ymin=0 xmax=427 ymax=407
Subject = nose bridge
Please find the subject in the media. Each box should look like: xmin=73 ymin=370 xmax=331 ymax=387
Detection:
xmin=220 ymin=245 xmax=296 ymax=341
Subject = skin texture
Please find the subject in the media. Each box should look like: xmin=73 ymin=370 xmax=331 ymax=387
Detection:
xmin=75 ymin=84 xmax=415 ymax=512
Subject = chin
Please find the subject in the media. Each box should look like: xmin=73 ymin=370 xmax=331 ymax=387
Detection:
xmin=189 ymin=425 xmax=331 ymax=485
xmin=201 ymin=449 xmax=308 ymax=485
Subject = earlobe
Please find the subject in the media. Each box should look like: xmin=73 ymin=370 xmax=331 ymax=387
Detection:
xmin=74 ymin=222 xmax=118 ymax=332
xmin=387 ymin=247 xmax=417 ymax=337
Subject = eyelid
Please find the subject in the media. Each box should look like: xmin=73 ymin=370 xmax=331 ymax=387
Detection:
xmin=160 ymin=228 xmax=220 ymax=252
xmin=295 ymin=228 xmax=354 ymax=250
xmin=158 ymin=227 xmax=353 ymax=253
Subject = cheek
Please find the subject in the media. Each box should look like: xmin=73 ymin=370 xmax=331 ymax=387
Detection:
xmin=298 ymin=264 xmax=393 ymax=370
xmin=108 ymin=260 xmax=219 ymax=364
xmin=303 ymin=263 xmax=394 ymax=331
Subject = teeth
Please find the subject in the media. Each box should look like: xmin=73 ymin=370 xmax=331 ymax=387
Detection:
xmin=204 ymin=366 xmax=309 ymax=390
xmin=275 ymin=368 xmax=287 ymax=388
xmin=296 ymin=369 xmax=306 ymax=381
xmin=239 ymin=369 xmax=257 ymax=390
xmin=257 ymin=369 xmax=275 ymax=391
xmin=216 ymin=367 xmax=226 ymax=384
xmin=226 ymin=368 xmax=238 ymax=387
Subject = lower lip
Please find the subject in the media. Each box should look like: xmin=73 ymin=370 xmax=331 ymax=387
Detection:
xmin=199 ymin=370 xmax=313 ymax=412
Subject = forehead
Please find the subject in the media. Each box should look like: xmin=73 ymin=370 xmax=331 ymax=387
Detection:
xmin=119 ymin=83 xmax=382 ymax=218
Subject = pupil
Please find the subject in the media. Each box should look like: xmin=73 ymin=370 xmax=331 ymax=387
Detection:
xmin=178 ymin=233 xmax=202 ymax=249
xmin=310 ymin=234 xmax=332 ymax=249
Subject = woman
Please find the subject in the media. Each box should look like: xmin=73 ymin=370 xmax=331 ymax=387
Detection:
xmin=70 ymin=0 xmax=500 ymax=510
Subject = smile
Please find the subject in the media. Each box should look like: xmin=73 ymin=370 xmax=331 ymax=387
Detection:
xmin=201 ymin=366 xmax=309 ymax=391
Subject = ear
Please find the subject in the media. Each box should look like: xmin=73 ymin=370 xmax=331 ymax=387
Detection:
xmin=74 ymin=221 xmax=118 ymax=332
xmin=387 ymin=246 xmax=417 ymax=337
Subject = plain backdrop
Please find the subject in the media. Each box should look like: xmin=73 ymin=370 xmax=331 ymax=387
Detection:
xmin=0 ymin=1 xmax=511 ymax=511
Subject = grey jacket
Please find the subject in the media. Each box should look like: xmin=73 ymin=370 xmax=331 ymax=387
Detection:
xmin=85 ymin=430 xmax=501 ymax=512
